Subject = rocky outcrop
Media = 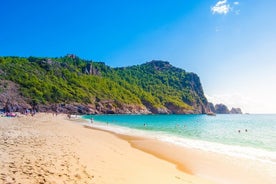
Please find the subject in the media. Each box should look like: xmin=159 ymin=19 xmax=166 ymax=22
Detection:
xmin=0 ymin=80 xmax=31 ymax=112
xmin=0 ymin=80 xmax=150 ymax=114
xmin=230 ymin=107 xmax=242 ymax=114
xmin=94 ymin=100 xmax=150 ymax=114
xmin=83 ymin=63 xmax=100 ymax=75
xmin=208 ymin=102 xmax=216 ymax=113
xmin=215 ymin=104 xmax=230 ymax=114
xmin=164 ymin=102 xmax=194 ymax=114
xmin=207 ymin=102 xmax=242 ymax=114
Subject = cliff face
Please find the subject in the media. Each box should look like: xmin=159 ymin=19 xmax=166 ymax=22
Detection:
xmin=0 ymin=80 xmax=31 ymax=112
xmin=113 ymin=60 xmax=210 ymax=114
xmin=208 ymin=102 xmax=216 ymax=113
xmin=0 ymin=56 xmax=210 ymax=114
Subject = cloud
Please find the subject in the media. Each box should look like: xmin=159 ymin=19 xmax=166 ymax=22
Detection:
xmin=211 ymin=0 xmax=231 ymax=15
xmin=233 ymin=1 xmax=240 ymax=15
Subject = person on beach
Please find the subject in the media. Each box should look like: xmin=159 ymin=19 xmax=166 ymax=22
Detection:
xmin=90 ymin=118 xmax=93 ymax=124
xmin=31 ymin=109 xmax=36 ymax=116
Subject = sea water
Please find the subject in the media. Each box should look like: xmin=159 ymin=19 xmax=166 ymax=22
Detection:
xmin=82 ymin=114 xmax=276 ymax=164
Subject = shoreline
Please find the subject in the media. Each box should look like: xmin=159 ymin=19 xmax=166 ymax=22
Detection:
xmin=84 ymin=125 xmax=193 ymax=174
xmin=84 ymin=120 xmax=276 ymax=184
xmin=84 ymin=118 xmax=276 ymax=165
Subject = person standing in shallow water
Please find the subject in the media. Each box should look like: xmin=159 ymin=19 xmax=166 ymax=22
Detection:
xmin=90 ymin=117 xmax=93 ymax=124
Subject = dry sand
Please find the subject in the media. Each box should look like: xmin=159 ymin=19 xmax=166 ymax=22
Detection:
xmin=0 ymin=113 xmax=274 ymax=184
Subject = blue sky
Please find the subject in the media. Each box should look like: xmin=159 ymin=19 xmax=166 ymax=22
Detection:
xmin=1 ymin=0 xmax=276 ymax=113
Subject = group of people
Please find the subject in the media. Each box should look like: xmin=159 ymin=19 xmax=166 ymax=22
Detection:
xmin=1 ymin=112 xmax=17 ymax=117
xmin=0 ymin=108 xmax=37 ymax=118
xmin=24 ymin=109 xmax=37 ymax=116
xmin=238 ymin=129 xmax=248 ymax=133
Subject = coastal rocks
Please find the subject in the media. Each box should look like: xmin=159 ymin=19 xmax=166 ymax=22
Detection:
xmin=154 ymin=107 xmax=170 ymax=114
xmin=37 ymin=101 xmax=151 ymax=115
xmin=165 ymin=102 xmax=183 ymax=114
xmin=208 ymin=103 xmax=216 ymax=113
xmin=94 ymin=100 xmax=150 ymax=114
xmin=208 ymin=102 xmax=242 ymax=114
xmin=0 ymin=80 xmax=31 ymax=112
xmin=230 ymin=108 xmax=242 ymax=114
xmin=215 ymin=104 xmax=230 ymax=114
xmin=37 ymin=104 xmax=93 ymax=115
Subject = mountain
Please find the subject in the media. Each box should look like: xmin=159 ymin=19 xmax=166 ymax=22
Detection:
xmin=0 ymin=56 xmax=210 ymax=114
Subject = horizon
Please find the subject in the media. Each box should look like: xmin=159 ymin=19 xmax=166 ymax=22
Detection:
xmin=1 ymin=0 xmax=275 ymax=113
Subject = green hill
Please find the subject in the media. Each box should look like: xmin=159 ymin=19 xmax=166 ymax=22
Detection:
xmin=0 ymin=55 xmax=210 ymax=114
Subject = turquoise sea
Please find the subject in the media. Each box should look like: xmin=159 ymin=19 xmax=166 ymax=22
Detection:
xmin=82 ymin=114 xmax=276 ymax=163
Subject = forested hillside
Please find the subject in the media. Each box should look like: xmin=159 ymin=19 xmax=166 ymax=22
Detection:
xmin=0 ymin=55 xmax=210 ymax=114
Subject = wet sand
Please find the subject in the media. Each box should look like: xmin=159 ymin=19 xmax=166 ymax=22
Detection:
xmin=87 ymin=126 xmax=275 ymax=184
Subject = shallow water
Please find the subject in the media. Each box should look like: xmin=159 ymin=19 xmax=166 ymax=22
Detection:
xmin=83 ymin=114 xmax=276 ymax=163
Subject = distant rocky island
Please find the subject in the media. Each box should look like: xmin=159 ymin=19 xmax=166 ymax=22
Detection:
xmin=208 ymin=103 xmax=242 ymax=114
xmin=0 ymin=55 xmax=241 ymax=115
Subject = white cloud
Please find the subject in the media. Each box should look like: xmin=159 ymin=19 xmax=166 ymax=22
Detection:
xmin=233 ymin=2 xmax=239 ymax=5
xmin=211 ymin=0 xmax=231 ymax=15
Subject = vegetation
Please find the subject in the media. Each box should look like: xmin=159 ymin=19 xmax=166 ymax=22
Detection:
xmin=0 ymin=55 xmax=208 ymax=113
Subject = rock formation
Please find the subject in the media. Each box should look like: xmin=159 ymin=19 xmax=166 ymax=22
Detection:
xmin=214 ymin=104 xmax=230 ymax=114
xmin=207 ymin=102 xmax=242 ymax=114
xmin=230 ymin=107 xmax=242 ymax=114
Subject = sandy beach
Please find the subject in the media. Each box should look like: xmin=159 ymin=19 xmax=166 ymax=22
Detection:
xmin=0 ymin=113 xmax=274 ymax=184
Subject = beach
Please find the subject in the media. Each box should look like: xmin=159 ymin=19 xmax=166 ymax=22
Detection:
xmin=0 ymin=113 xmax=274 ymax=184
